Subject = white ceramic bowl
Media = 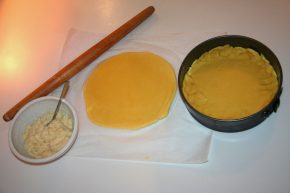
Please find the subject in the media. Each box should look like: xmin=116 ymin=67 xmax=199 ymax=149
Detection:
xmin=9 ymin=96 xmax=78 ymax=164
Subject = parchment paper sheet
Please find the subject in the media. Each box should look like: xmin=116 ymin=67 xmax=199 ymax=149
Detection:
xmin=52 ymin=29 xmax=224 ymax=164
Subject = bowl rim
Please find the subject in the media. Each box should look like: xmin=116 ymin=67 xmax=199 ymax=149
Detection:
xmin=8 ymin=96 xmax=78 ymax=164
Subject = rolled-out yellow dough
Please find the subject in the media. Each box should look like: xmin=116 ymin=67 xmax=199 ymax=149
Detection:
xmin=84 ymin=52 xmax=176 ymax=129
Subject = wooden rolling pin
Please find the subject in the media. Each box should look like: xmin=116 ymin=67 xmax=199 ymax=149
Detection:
xmin=3 ymin=6 xmax=155 ymax=121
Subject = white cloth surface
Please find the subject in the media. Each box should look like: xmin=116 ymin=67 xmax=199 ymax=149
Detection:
xmin=52 ymin=29 xmax=224 ymax=164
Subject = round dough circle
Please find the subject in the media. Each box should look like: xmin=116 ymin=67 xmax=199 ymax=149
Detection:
xmin=84 ymin=52 xmax=176 ymax=129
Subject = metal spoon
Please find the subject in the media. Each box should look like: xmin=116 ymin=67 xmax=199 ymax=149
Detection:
xmin=46 ymin=81 xmax=69 ymax=127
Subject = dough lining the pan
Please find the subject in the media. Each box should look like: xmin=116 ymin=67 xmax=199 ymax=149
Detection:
xmin=183 ymin=45 xmax=278 ymax=119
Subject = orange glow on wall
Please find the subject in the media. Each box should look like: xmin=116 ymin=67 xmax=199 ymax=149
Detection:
xmin=0 ymin=0 xmax=72 ymax=109
xmin=3 ymin=56 xmax=17 ymax=72
xmin=0 ymin=37 xmax=26 ymax=80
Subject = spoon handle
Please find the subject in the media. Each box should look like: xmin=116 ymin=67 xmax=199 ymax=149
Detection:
xmin=47 ymin=81 xmax=69 ymax=126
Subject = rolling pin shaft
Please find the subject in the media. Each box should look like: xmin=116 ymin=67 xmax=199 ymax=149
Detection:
xmin=3 ymin=6 xmax=155 ymax=121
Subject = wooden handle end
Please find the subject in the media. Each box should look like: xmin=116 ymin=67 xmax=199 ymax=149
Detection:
xmin=3 ymin=112 xmax=12 ymax=122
